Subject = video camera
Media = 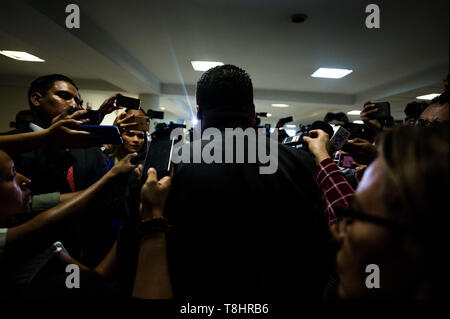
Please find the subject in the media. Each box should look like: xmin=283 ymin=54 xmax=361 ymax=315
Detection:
xmin=151 ymin=121 xmax=186 ymax=142
xmin=282 ymin=120 xmax=351 ymax=154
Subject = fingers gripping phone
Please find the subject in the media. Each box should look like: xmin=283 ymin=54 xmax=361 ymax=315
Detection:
xmin=75 ymin=125 xmax=123 ymax=144
xmin=338 ymin=154 xmax=356 ymax=168
xmin=367 ymin=102 xmax=391 ymax=119
xmin=124 ymin=115 xmax=150 ymax=131
xmin=116 ymin=95 xmax=141 ymax=110
xmin=141 ymin=138 xmax=175 ymax=182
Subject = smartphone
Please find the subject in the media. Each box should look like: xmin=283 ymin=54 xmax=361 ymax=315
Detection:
xmin=338 ymin=154 xmax=355 ymax=168
xmin=141 ymin=138 xmax=175 ymax=182
xmin=329 ymin=126 xmax=351 ymax=154
xmin=130 ymin=152 xmax=147 ymax=165
xmin=133 ymin=116 xmax=150 ymax=131
xmin=147 ymin=109 xmax=165 ymax=119
xmin=116 ymin=95 xmax=141 ymax=110
xmin=368 ymin=102 xmax=391 ymax=119
xmin=75 ymin=125 xmax=123 ymax=144
xmin=75 ymin=110 xmax=101 ymax=125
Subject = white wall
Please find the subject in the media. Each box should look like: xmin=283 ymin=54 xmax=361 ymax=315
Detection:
xmin=0 ymin=86 xmax=30 ymax=132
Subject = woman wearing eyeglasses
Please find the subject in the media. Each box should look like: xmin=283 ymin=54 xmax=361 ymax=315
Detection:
xmin=303 ymin=123 xmax=448 ymax=298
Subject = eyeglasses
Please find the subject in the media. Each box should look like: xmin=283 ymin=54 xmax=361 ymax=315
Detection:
xmin=334 ymin=204 xmax=406 ymax=236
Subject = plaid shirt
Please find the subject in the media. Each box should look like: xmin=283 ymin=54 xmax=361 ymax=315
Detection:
xmin=314 ymin=158 xmax=355 ymax=225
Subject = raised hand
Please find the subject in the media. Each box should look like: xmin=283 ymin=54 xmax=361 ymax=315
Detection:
xmin=139 ymin=168 xmax=173 ymax=219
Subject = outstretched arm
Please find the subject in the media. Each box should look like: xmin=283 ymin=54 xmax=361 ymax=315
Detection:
xmin=0 ymin=108 xmax=100 ymax=156
xmin=5 ymin=153 xmax=137 ymax=250
xmin=133 ymin=167 xmax=173 ymax=299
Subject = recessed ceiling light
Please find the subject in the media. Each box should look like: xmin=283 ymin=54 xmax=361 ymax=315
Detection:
xmin=416 ymin=93 xmax=440 ymax=100
xmin=311 ymin=68 xmax=352 ymax=79
xmin=272 ymin=104 xmax=289 ymax=108
xmin=267 ymin=113 xmax=272 ymax=117
xmin=347 ymin=110 xmax=361 ymax=115
xmin=0 ymin=50 xmax=45 ymax=62
xmin=191 ymin=61 xmax=224 ymax=71
xmin=160 ymin=107 xmax=165 ymax=110
xmin=286 ymin=124 xmax=297 ymax=128
xmin=353 ymin=120 xmax=364 ymax=124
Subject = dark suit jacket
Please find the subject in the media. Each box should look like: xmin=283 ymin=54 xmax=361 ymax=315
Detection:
xmin=3 ymin=127 xmax=107 ymax=194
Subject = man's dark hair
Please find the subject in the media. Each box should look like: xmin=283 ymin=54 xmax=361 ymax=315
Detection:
xmin=15 ymin=109 xmax=32 ymax=123
xmin=196 ymin=65 xmax=254 ymax=122
xmin=404 ymin=101 xmax=428 ymax=119
xmin=430 ymin=91 xmax=449 ymax=105
xmin=323 ymin=112 xmax=349 ymax=124
xmin=28 ymin=74 xmax=78 ymax=109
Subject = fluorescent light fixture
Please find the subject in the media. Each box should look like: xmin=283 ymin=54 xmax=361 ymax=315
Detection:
xmin=311 ymin=68 xmax=352 ymax=79
xmin=416 ymin=93 xmax=440 ymax=100
xmin=271 ymin=104 xmax=289 ymax=108
xmin=347 ymin=110 xmax=361 ymax=115
xmin=0 ymin=50 xmax=45 ymax=62
xmin=191 ymin=61 xmax=224 ymax=71
xmin=266 ymin=113 xmax=272 ymax=117
xmin=353 ymin=120 xmax=364 ymax=124
xmin=286 ymin=124 xmax=297 ymax=128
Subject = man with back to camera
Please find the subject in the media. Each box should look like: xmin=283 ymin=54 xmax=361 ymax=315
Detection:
xmin=117 ymin=65 xmax=332 ymax=298
xmin=415 ymin=73 xmax=449 ymax=127
xmin=2 ymin=74 xmax=122 ymax=267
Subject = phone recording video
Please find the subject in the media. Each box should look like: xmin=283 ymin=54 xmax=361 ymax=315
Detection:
xmin=141 ymin=138 xmax=175 ymax=182
xmin=116 ymin=95 xmax=141 ymax=110
xmin=366 ymin=102 xmax=391 ymax=119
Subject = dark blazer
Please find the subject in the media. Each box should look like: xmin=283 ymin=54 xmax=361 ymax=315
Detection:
xmin=3 ymin=127 xmax=108 ymax=194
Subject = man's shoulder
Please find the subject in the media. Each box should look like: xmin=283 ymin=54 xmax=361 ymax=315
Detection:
xmin=70 ymin=147 xmax=104 ymax=157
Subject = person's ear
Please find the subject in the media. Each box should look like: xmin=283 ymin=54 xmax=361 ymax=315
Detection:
xmin=196 ymin=105 xmax=202 ymax=120
xmin=30 ymin=92 xmax=42 ymax=107
xmin=251 ymin=111 xmax=257 ymax=126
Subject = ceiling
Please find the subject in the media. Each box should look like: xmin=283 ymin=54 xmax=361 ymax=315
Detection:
xmin=0 ymin=0 xmax=448 ymax=127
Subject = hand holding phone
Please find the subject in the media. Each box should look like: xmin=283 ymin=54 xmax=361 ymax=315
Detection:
xmin=75 ymin=110 xmax=102 ymax=125
xmin=329 ymin=126 xmax=351 ymax=154
xmin=141 ymin=139 xmax=175 ymax=182
xmin=130 ymin=116 xmax=150 ymax=131
xmin=75 ymin=125 xmax=123 ymax=144
xmin=116 ymin=95 xmax=141 ymax=110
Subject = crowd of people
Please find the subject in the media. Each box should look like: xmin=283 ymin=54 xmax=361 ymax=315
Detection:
xmin=0 ymin=67 xmax=448 ymax=299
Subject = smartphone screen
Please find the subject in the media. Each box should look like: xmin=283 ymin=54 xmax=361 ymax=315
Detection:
xmin=141 ymin=138 xmax=175 ymax=182
xmin=339 ymin=154 xmax=355 ymax=168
